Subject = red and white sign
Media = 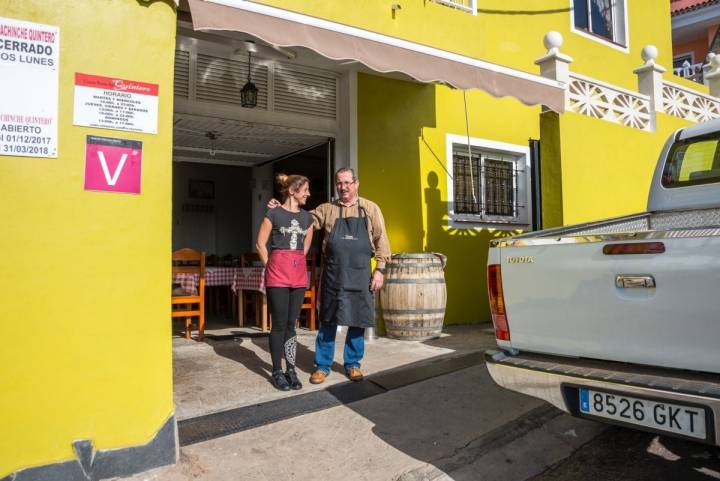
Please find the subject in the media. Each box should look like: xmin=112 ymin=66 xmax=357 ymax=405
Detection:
xmin=0 ymin=17 xmax=59 ymax=158
xmin=73 ymin=73 xmax=159 ymax=134
xmin=84 ymin=136 xmax=142 ymax=194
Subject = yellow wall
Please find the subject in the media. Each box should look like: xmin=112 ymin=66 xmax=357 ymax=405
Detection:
xmin=0 ymin=0 xmax=176 ymax=475
xmin=358 ymin=73 xmax=537 ymax=324
xmin=261 ymin=0 xmax=678 ymax=92
xmin=550 ymin=112 xmax=694 ymax=225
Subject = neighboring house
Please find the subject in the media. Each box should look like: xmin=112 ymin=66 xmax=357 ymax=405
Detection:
xmin=3 ymin=1 xmax=720 ymax=480
xmin=671 ymin=0 xmax=720 ymax=82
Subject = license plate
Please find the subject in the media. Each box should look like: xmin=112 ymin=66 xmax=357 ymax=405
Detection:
xmin=579 ymin=388 xmax=707 ymax=440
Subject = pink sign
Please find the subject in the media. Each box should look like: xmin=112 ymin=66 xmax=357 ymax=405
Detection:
xmin=84 ymin=135 xmax=142 ymax=194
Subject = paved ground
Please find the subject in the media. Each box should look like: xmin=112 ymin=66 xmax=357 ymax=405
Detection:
xmin=531 ymin=427 xmax=720 ymax=481
xmin=114 ymin=324 xmax=608 ymax=481
xmin=117 ymin=364 xmax=606 ymax=481
xmin=172 ymin=323 xmax=497 ymax=420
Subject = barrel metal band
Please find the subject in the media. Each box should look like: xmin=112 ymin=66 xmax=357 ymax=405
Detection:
xmin=387 ymin=326 xmax=442 ymax=331
xmin=383 ymin=308 xmax=446 ymax=314
xmin=386 ymin=263 xmax=443 ymax=269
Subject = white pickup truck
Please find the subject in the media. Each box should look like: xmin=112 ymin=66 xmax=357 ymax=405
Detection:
xmin=485 ymin=118 xmax=720 ymax=445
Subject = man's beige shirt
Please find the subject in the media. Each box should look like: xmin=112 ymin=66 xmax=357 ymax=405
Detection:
xmin=311 ymin=197 xmax=391 ymax=269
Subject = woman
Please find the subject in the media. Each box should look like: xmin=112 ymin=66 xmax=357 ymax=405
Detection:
xmin=255 ymin=174 xmax=314 ymax=391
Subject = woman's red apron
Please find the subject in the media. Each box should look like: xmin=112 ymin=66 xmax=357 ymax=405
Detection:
xmin=265 ymin=249 xmax=308 ymax=288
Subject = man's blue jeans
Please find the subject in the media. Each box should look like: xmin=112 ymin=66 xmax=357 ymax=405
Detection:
xmin=314 ymin=323 xmax=365 ymax=374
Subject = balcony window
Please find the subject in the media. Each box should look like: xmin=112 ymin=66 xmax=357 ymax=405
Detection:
xmin=571 ymin=0 xmax=627 ymax=49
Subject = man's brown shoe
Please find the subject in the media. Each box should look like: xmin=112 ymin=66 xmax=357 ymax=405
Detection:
xmin=309 ymin=370 xmax=327 ymax=384
xmin=346 ymin=367 xmax=364 ymax=381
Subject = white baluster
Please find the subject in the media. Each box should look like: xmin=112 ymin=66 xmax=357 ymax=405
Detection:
xmin=704 ymin=53 xmax=720 ymax=98
xmin=633 ymin=45 xmax=665 ymax=121
xmin=535 ymin=31 xmax=573 ymax=85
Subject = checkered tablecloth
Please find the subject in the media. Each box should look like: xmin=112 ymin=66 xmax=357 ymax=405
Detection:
xmin=232 ymin=267 xmax=266 ymax=293
xmin=171 ymin=266 xmax=315 ymax=295
xmin=173 ymin=267 xmax=265 ymax=295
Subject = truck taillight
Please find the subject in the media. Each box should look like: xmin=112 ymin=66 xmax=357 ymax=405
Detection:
xmin=487 ymin=264 xmax=510 ymax=341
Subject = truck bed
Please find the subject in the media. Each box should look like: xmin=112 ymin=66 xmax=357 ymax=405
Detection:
xmin=488 ymin=206 xmax=720 ymax=375
xmin=498 ymin=207 xmax=720 ymax=244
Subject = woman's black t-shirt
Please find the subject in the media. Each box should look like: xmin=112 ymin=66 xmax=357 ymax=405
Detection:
xmin=265 ymin=207 xmax=313 ymax=250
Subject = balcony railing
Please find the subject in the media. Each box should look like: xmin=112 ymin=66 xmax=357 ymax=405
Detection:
xmin=673 ymin=60 xmax=706 ymax=84
xmin=566 ymin=73 xmax=653 ymax=131
xmin=535 ymin=33 xmax=720 ymax=130
xmin=662 ymin=80 xmax=720 ymax=122
xmin=431 ymin=0 xmax=476 ymax=14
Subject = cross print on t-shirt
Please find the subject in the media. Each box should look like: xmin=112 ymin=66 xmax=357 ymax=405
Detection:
xmin=279 ymin=219 xmax=305 ymax=249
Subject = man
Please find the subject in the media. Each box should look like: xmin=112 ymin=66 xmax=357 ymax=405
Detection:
xmin=269 ymin=167 xmax=391 ymax=383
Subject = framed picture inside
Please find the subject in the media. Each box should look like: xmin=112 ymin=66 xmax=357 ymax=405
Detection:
xmin=188 ymin=180 xmax=215 ymax=200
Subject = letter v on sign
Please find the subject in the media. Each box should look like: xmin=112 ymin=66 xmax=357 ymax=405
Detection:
xmin=84 ymin=135 xmax=142 ymax=194
xmin=98 ymin=151 xmax=128 ymax=186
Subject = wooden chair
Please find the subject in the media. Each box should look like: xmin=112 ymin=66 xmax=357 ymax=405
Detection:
xmin=299 ymin=254 xmax=318 ymax=330
xmin=172 ymin=248 xmax=206 ymax=341
xmin=240 ymin=253 xmax=270 ymax=332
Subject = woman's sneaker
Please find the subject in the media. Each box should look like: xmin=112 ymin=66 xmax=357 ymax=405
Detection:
xmin=285 ymin=368 xmax=303 ymax=390
xmin=271 ymin=370 xmax=291 ymax=391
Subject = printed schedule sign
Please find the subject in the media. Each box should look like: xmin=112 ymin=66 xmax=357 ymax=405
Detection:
xmin=84 ymin=135 xmax=142 ymax=194
xmin=0 ymin=17 xmax=59 ymax=158
xmin=73 ymin=73 xmax=159 ymax=134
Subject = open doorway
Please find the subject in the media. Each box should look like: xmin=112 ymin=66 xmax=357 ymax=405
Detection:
xmin=171 ymin=115 xmax=333 ymax=335
xmin=168 ymin=14 xmax=352 ymax=417
xmin=170 ymin=18 xmax=349 ymax=339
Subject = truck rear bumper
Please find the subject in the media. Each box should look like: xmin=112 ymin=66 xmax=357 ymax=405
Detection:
xmin=485 ymin=350 xmax=720 ymax=446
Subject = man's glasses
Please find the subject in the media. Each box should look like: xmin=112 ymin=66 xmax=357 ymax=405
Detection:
xmin=335 ymin=180 xmax=356 ymax=187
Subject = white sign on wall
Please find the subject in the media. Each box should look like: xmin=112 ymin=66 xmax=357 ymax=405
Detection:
xmin=0 ymin=17 xmax=59 ymax=158
xmin=73 ymin=73 xmax=159 ymax=134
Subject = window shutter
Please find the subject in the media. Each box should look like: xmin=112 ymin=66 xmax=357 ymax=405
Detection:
xmin=274 ymin=65 xmax=337 ymax=119
xmin=195 ymin=53 xmax=268 ymax=109
xmin=174 ymin=50 xmax=190 ymax=99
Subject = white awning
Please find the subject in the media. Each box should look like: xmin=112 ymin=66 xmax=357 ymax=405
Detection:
xmin=188 ymin=0 xmax=565 ymax=113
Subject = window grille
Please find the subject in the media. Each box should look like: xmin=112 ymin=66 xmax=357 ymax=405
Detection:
xmin=452 ymin=145 xmax=523 ymax=223
xmin=484 ymin=158 xmax=515 ymax=217
xmin=453 ymin=152 xmax=481 ymax=214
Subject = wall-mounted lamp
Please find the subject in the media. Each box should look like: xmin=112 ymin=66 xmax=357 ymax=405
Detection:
xmin=391 ymin=3 xmax=402 ymax=19
xmin=241 ymin=51 xmax=258 ymax=108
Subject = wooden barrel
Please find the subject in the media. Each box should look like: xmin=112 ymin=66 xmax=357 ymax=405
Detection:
xmin=380 ymin=253 xmax=447 ymax=340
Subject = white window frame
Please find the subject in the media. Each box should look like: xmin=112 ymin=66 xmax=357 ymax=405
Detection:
xmin=445 ymin=134 xmax=531 ymax=229
xmin=431 ymin=0 xmax=477 ymax=15
xmin=673 ymin=52 xmax=695 ymax=67
xmin=570 ymin=0 xmax=629 ymax=53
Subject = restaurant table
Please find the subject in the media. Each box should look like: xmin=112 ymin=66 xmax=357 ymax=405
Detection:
xmin=231 ymin=267 xmax=268 ymax=331
xmin=173 ymin=267 xmax=269 ymax=330
xmin=173 ymin=266 xmax=243 ymax=294
xmin=173 ymin=266 xmax=313 ymax=333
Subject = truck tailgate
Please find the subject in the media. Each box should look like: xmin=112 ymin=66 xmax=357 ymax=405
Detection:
xmin=500 ymin=236 xmax=720 ymax=374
